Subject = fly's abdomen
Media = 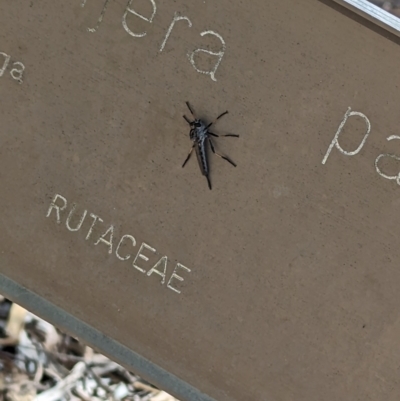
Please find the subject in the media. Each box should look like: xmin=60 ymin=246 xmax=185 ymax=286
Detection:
xmin=195 ymin=140 xmax=209 ymax=176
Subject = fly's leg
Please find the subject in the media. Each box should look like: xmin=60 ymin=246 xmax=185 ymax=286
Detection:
xmin=184 ymin=101 xmax=196 ymax=124
xmin=206 ymin=110 xmax=228 ymax=129
xmin=182 ymin=144 xmax=195 ymax=168
xmin=186 ymin=101 xmax=195 ymax=117
xmin=208 ymin=131 xmax=239 ymax=138
xmin=209 ymin=138 xmax=237 ymax=167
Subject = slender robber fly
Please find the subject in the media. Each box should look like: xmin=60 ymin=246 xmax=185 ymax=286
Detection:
xmin=182 ymin=101 xmax=239 ymax=190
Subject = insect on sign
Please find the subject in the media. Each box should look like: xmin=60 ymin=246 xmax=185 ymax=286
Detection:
xmin=182 ymin=102 xmax=239 ymax=189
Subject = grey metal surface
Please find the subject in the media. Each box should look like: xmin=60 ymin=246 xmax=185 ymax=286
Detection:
xmin=1 ymin=1 xmax=400 ymax=401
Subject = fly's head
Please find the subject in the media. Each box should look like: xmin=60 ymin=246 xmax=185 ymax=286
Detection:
xmin=189 ymin=119 xmax=207 ymax=141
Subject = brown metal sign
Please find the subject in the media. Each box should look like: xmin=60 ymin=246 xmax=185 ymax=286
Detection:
xmin=1 ymin=1 xmax=400 ymax=400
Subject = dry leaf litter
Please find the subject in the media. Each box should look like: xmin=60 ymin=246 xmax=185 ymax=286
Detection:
xmin=0 ymin=296 xmax=179 ymax=401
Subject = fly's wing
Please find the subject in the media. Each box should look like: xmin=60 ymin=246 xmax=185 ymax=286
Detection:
xmin=194 ymin=140 xmax=209 ymax=177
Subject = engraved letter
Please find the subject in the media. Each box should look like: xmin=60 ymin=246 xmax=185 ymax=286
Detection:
xmin=132 ymin=242 xmax=156 ymax=273
xmin=375 ymin=135 xmax=400 ymax=186
xmin=115 ymin=234 xmax=136 ymax=261
xmin=188 ymin=31 xmax=226 ymax=82
xmin=84 ymin=0 xmax=111 ymax=33
xmin=10 ymin=62 xmax=25 ymax=84
xmin=159 ymin=12 xmax=192 ymax=52
xmin=123 ymin=0 xmax=157 ymax=38
xmin=95 ymin=225 xmax=114 ymax=254
xmin=167 ymin=263 xmax=191 ymax=294
xmin=147 ymin=256 xmax=168 ymax=284
xmin=65 ymin=204 xmax=87 ymax=232
xmin=322 ymin=107 xmax=371 ymax=165
xmin=0 ymin=52 xmax=11 ymax=77
xmin=85 ymin=213 xmax=104 ymax=240
xmin=46 ymin=194 xmax=67 ymax=224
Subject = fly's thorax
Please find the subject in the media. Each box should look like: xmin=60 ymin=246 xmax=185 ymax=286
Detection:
xmin=189 ymin=119 xmax=208 ymax=142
